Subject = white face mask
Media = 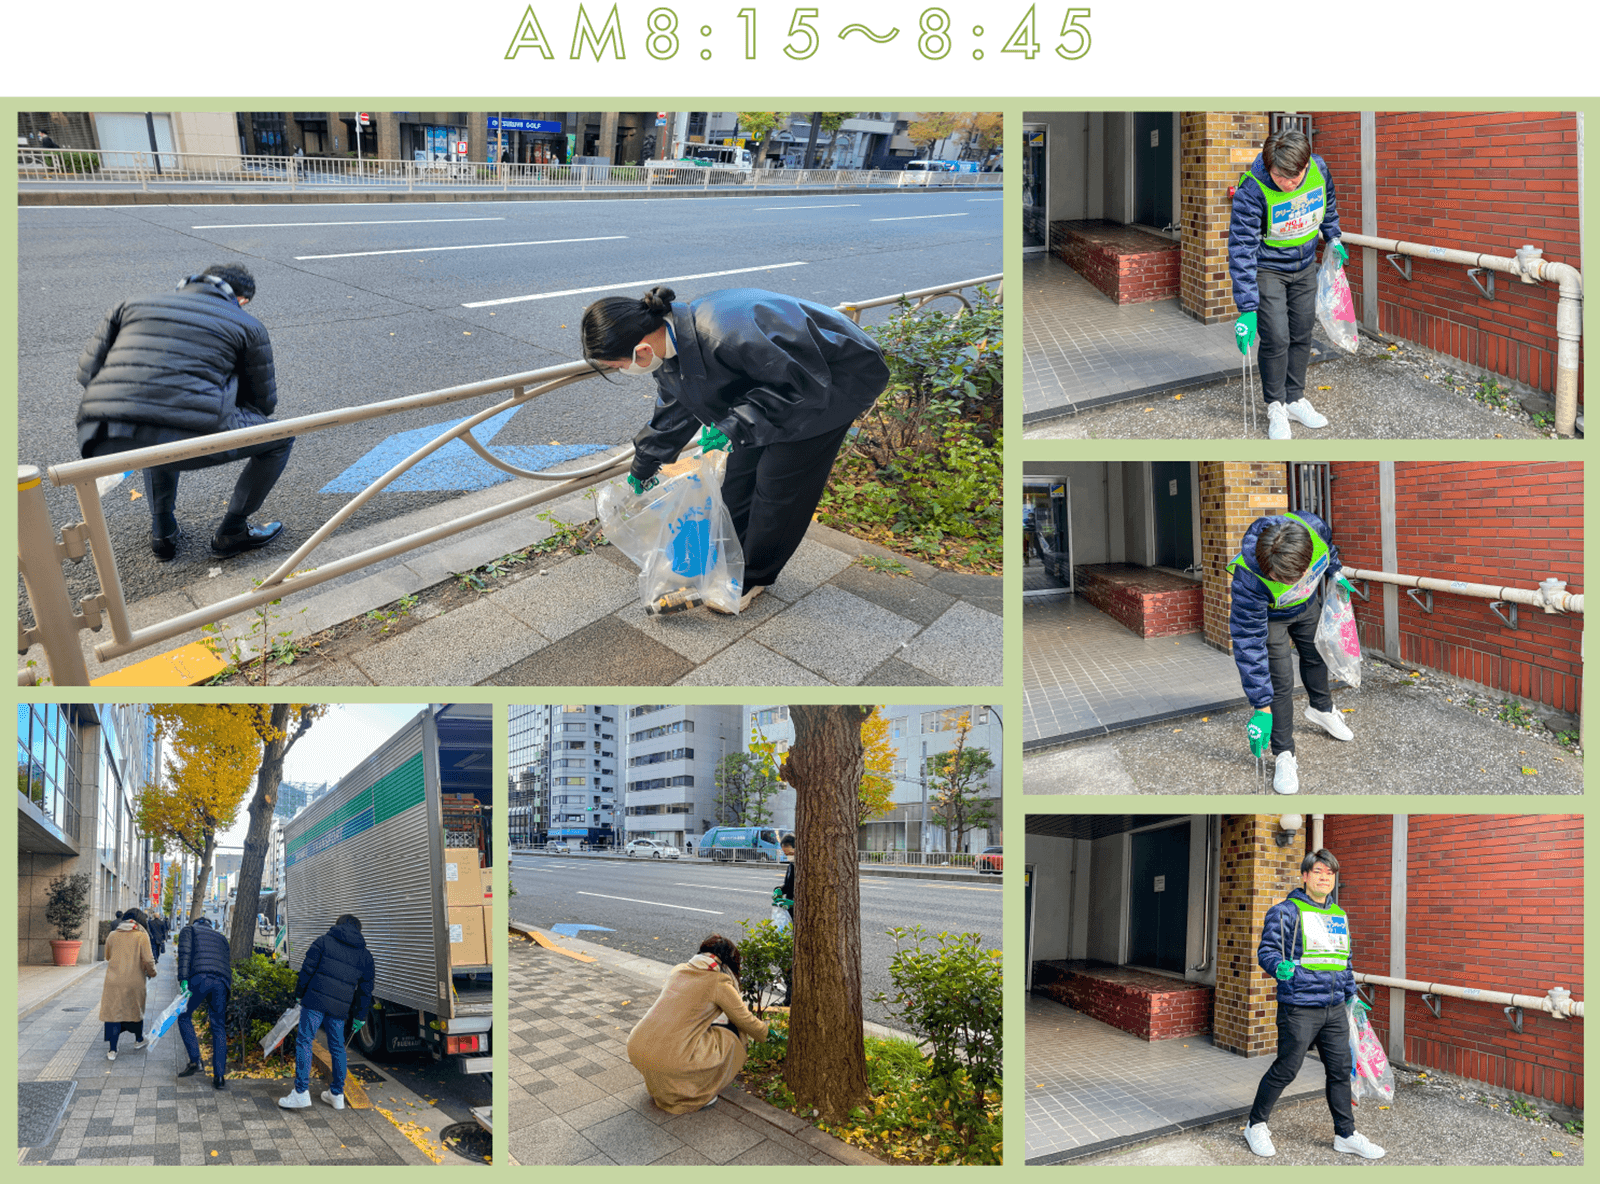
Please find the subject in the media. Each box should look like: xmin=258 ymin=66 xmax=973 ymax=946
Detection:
xmin=618 ymin=345 xmax=663 ymax=376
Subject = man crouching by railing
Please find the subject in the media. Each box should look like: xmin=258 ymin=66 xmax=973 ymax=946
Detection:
xmin=74 ymin=264 xmax=291 ymax=561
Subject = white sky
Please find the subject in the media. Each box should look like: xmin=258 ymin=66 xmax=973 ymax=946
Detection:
xmin=214 ymin=703 xmax=425 ymax=848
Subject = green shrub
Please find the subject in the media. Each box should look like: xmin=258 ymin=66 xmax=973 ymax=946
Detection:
xmin=736 ymin=916 xmax=793 ymax=1015
xmin=225 ymin=953 xmax=299 ymax=1059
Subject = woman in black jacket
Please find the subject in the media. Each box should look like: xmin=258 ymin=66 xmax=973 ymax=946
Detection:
xmin=583 ymin=287 xmax=890 ymax=611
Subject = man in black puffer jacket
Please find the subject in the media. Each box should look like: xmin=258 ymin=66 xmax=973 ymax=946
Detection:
xmin=75 ymin=263 xmax=291 ymax=561
xmin=176 ymin=916 xmax=233 ymax=1088
xmin=280 ymin=915 xmax=376 ymax=1111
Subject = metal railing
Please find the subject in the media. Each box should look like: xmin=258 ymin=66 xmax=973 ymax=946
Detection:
xmin=858 ymin=850 xmax=994 ymax=869
xmin=18 ymin=149 xmax=1000 ymax=195
xmin=18 ymin=274 xmax=1002 ymax=684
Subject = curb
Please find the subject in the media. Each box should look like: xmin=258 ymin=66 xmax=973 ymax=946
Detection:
xmin=514 ymin=848 xmax=996 ymax=884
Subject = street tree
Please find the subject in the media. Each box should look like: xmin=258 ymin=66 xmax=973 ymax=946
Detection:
xmin=928 ymin=713 xmax=997 ymax=856
xmin=138 ymin=706 xmax=262 ymax=923
xmin=960 ymin=112 xmax=1003 ymax=163
xmin=781 ymin=704 xmax=871 ymax=1123
xmin=859 ymin=706 xmax=896 ymax=821
xmin=712 ymin=751 xmax=780 ymax=827
xmin=907 ymin=112 xmax=962 ymax=161
xmin=735 ymin=111 xmax=789 ymax=168
xmin=228 ymin=704 xmax=326 ymax=962
xmin=817 ymin=111 xmax=854 ymax=167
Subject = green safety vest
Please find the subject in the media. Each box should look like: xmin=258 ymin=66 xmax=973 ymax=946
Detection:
xmin=1284 ymin=893 xmax=1351 ymax=973
xmin=1242 ymin=158 xmax=1327 ymax=248
xmin=1226 ymin=513 xmax=1330 ymax=609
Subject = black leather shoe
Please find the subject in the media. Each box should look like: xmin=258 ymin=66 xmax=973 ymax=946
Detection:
xmin=210 ymin=521 xmax=284 ymax=557
xmin=213 ymin=1078 xmax=228 ymax=1090
xmin=178 ymin=1062 xmax=200 ymax=1078
xmin=151 ymin=528 xmax=183 ymax=561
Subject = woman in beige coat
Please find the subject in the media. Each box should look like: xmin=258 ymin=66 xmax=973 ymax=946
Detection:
xmin=627 ymin=935 xmax=770 ymax=1113
xmin=99 ymin=909 xmax=157 ymax=1061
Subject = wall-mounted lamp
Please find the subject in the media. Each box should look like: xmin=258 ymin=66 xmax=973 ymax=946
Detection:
xmin=1275 ymin=814 xmax=1303 ymax=847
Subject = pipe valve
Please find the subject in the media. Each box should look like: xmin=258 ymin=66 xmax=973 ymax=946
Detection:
xmin=1548 ymin=986 xmax=1572 ymax=1018
xmin=1539 ymin=577 xmax=1568 ymax=613
xmin=1513 ymin=244 xmax=1545 ymax=283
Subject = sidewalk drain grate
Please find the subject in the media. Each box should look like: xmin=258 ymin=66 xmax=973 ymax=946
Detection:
xmin=18 ymin=1080 xmax=75 ymax=1147
xmin=441 ymin=1122 xmax=491 ymax=1164
xmin=347 ymin=1066 xmax=388 ymax=1084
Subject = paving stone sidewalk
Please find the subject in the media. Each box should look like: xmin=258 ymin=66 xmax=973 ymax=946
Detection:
xmin=507 ymin=932 xmax=881 ymax=1165
xmin=17 ymin=952 xmax=462 ymax=1166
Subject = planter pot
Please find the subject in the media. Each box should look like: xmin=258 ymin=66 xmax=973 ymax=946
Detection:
xmin=50 ymin=939 xmax=83 ymax=966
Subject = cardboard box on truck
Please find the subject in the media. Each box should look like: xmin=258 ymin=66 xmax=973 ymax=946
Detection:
xmin=445 ymin=847 xmax=482 ymax=905
xmin=448 ymin=904 xmax=488 ymax=966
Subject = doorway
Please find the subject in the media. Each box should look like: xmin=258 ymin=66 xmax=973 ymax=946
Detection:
xmin=1023 ymin=124 xmax=1047 ymax=251
xmin=1151 ymin=461 xmax=1195 ymax=572
xmin=1128 ymin=821 xmax=1190 ymax=973
xmin=1134 ymin=112 xmax=1175 ymax=230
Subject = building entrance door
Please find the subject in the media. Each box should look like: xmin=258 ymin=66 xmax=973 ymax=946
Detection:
xmin=1134 ymin=112 xmax=1175 ymax=229
xmin=1129 ymin=822 xmax=1190 ymax=972
xmin=1152 ymin=461 xmax=1195 ymax=571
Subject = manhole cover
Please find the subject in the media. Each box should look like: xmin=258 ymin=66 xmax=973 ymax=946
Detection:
xmin=346 ymin=1066 xmax=387 ymax=1084
xmin=441 ymin=1122 xmax=491 ymax=1164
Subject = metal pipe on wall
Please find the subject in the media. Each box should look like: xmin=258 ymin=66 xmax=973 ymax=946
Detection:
xmin=1342 ymin=567 xmax=1583 ymax=614
xmin=1354 ymin=972 xmax=1583 ymax=1019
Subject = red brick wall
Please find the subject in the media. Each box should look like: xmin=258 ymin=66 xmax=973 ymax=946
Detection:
xmin=1054 ymin=222 xmax=1182 ymax=304
xmin=1329 ymin=461 xmax=1583 ymax=713
xmin=1324 ymin=814 xmax=1583 ymax=1109
xmin=1310 ymin=111 xmax=1581 ymax=397
xmin=1077 ymin=568 xmax=1203 ymax=638
xmin=1041 ymin=970 xmax=1213 ymax=1041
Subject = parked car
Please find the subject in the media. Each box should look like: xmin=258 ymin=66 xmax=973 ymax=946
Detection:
xmin=977 ymin=845 xmax=1003 ymax=874
xmin=626 ymin=838 xmax=681 ymax=859
xmin=545 ymin=839 xmax=572 ymax=854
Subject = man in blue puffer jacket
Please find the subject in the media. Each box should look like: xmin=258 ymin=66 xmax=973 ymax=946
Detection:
xmin=1229 ymin=129 xmax=1345 ymax=440
xmin=1229 ymin=510 xmax=1355 ymax=794
xmin=176 ymin=916 xmax=232 ymax=1088
xmin=279 ymin=915 xmax=376 ymax=1112
xmin=1244 ymin=849 xmax=1385 ymax=1160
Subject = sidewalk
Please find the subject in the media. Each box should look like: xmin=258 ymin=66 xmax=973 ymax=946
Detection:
xmin=507 ymin=927 xmax=884 ymax=1165
xmin=17 ymin=949 xmax=470 ymax=1165
xmin=18 ymin=960 xmax=105 ymax=1018
xmin=22 ymin=461 xmax=1002 ymax=687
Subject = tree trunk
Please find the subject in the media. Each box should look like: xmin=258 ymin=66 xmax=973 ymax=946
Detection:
xmin=188 ymin=831 xmax=215 ymax=924
xmin=781 ymin=705 xmax=870 ymax=1123
xmin=803 ymin=112 xmax=821 ymax=169
xmin=230 ymin=705 xmax=316 ymax=962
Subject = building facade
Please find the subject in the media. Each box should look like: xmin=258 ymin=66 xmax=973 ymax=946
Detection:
xmin=508 ymin=705 xmax=620 ymax=847
xmin=621 ymin=705 xmax=744 ymax=851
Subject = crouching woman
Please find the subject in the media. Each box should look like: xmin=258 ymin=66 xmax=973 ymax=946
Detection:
xmin=627 ymin=935 xmax=770 ymax=1113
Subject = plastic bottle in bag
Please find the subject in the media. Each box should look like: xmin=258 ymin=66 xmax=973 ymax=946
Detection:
xmin=1317 ymin=245 xmax=1360 ymax=354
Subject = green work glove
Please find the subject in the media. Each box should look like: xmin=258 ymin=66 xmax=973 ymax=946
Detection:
xmin=180 ymin=980 xmax=189 ymax=994
xmin=1234 ymin=310 xmax=1258 ymax=354
xmin=698 ymin=425 xmax=730 ymax=453
xmin=1351 ymin=997 xmax=1371 ymax=1012
xmin=1247 ymin=709 xmax=1272 ymax=758
xmin=626 ymin=473 xmax=660 ymax=497
xmin=351 ymin=1020 xmax=366 ymax=1034
xmin=1331 ymin=239 xmax=1349 ymax=264
xmin=1275 ymin=960 xmax=1296 ymax=982
xmin=1336 ymin=575 xmax=1355 ymax=598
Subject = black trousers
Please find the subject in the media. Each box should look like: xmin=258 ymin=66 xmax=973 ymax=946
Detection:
xmin=720 ymin=423 xmax=852 ymax=590
xmin=1249 ymin=1001 xmax=1356 ymax=1138
xmin=1257 ymin=262 xmax=1318 ymax=405
xmin=84 ymin=418 xmax=293 ymax=531
xmin=1267 ymin=594 xmax=1333 ymax=757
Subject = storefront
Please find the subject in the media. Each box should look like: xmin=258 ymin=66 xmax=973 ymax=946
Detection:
xmin=487 ymin=117 xmax=565 ymax=164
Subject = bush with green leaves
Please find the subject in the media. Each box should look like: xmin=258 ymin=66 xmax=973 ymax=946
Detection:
xmin=873 ymin=925 xmax=1002 ymax=1135
xmin=224 ymin=953 xmax=299 ymax=1059
xmin=736 ymin=915 xmax=793 ymax=1015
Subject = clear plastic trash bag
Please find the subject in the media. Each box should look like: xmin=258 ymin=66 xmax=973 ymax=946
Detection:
xmin=1317 ymin=244 xmax=1361 ymax=354
xmin=596 ymin=449 xmax=745 ymax=615
xmin=1315 ymin=583 xmax=1363 ymax=689
xmin=143 ymin=986 xmax=191 ymax=1053
xmin=1347 ymin=1001 xmax=1395 ymax=1102
xmin=260 ymin=1004 xmax=302 ymax=1056
xmin=769 ymin=906 xmax=792 ymax=933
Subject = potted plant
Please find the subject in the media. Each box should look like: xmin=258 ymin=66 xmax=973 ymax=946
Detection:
xmin=45 ymin=872 xmax=91 ymax=966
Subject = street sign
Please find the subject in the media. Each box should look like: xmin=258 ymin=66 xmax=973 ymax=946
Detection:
xmin=358 ymin=112 xmax=370 ymax=126
xmin=455 ymin=141 xmax=468 ymax=155
xmin=656 ymin=111 xmax=667 ymax=120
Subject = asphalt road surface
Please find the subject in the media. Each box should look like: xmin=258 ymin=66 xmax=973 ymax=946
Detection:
xmin=19 ymin=191 xmax=1000 ymax=613
xmin=360 ymin=1041 xmax=490 ymax=1130
xmin=509 ymin=852 xmax=1002 ymax=1032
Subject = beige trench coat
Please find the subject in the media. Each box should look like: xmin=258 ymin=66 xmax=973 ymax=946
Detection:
xmin=626 ymin=953 xmax=770 ymax=1113
xmin=98 ymin=922 xmax=157 ymax=1023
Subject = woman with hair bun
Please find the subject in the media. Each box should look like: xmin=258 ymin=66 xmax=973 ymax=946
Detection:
xmin=582 ymin=286 xmax=890 ymax=611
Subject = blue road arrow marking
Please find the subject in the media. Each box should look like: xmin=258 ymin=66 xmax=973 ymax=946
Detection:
xmin=320 ymin=405 xmax=610 ymax=493
xmin=550 ymin=924 xmax=616 ymax=937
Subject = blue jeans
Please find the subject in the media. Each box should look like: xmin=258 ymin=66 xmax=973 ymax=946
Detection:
xmin=178 ymin=974 xmax=230 ymax=1081
xmin=293 ymin=1008 xmax=346 ymax=1095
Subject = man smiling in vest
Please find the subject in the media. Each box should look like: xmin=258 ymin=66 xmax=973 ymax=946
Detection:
xmin=1245 ymin=849 xmax=1385 ymax=1160
xmin=1230 ymin=129 xmax=1346 ymax=439
xmin=1228 ymin=510 xmax=1355 ymax=794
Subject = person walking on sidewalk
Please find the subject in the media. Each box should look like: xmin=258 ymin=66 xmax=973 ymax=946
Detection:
xmin=74 ymin=263 xmax=292 ymax=561
xmin=99 ymin=909 xmax=157 ymax=1061
xmin=176 ymin=915 xmax=233 ymax=1089
xmin=1229 ymin=128 xmax=1346 ymax=440
xmin=1228 ymin=510 xmax=1355 ymax=794
xmin=626 ymin=935 xmax=771 ymax=1113
xmin=582 ymin=286 xmax=890 ymax=612
xmin=148 ymin=913 xmax=168 ymax=964
xmin=1245 ymin=849 xmax=1385 ymax=1160
xmin=773 ymin=833 xmax=798 ymax=1006
xmin=279 ymin=914 xmax=375 ymax=1112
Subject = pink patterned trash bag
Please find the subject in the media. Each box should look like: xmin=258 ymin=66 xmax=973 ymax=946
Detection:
xmin=1317 ymin=246 xmax=1360 ymax=354
xmin=1316 ymin=586 xmax=1362 ymax=688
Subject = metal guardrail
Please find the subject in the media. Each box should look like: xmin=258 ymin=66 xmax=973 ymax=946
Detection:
xmin=18 ymin=275 xmax=1002 ymax=684
xmin=17 ymin=149 xmax=999 ymax=194
xmin=858 ymin=850 xmax=994 ymax=869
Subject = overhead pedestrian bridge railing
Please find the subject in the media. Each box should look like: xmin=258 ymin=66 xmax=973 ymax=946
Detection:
xmin=18 ymin=274 xmax=1001 ymax=685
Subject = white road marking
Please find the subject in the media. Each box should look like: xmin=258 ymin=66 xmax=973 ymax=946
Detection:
xmin=295 ymin=234 xmax=625 ymax=260
xmin=462 ymin=261 xmax=808 ymax=307
xmin=194 ymin=217 xmax=505 ymax=229
xmin=869 ymin=213 xmax=971 ymax=222
xmin=752 ymin=204 xmax=861 ymax=211
xmin=968 ymin=198 xmax=1005 ymax=202
xmin=577 ymin=891 xmax=722 ymax=914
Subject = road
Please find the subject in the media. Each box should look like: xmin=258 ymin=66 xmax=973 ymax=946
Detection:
xmin=18 ymin=190 xmax=1000 ymax=613
xmin=509 ymin=852 xmax=1002 ymax=1032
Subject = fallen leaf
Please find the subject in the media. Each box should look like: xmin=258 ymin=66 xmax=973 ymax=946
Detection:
xmin=1316 ymin=385 xmax=1332 ymax=391
xmin=1172 ymin=393 xmax=1183 ymax=401
xmin=208 ymin=566 xmax=222 ymax=578
xmin=130 ymin=490 xmax=143 ymax=501
xmin=1522 ymin=767 xmax=1538 ymax=775
xmin=1200 ymin=717 xmax=1209 ymax=723
xmin=463 ymin=331 xmax=472 ymax=335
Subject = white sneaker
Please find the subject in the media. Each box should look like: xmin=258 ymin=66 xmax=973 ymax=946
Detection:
xmin=1267 ymin=402 xmax=1292 ymax=440
xmin=1334 ymin=1131 xmax=1386 ymax=1159
xmin=278 ymin=1088 xmax=312 ymax=1109
xmin=1244 ymin=1122 xmax=1277 ymax=1157
xmin=739 ymin=585 xmax=766 ymax=611
xmin=1285 ymin=397 xmax=1329 ymax=428
xmin=1305 ymin=706 xmax=1354 ymax=741
xmin=320 ymin=1089 xmax=345 ymax=1110
xmin=132 ymin=1039 xmax=148 ymax=1050
xmin=106 ymin=1050 xmax=117 ymax=1062
xmin=1273 ymin=751 xmax=1300 ymax=794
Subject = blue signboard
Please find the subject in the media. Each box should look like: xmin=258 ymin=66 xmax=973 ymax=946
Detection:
xmin=488 ymin=118 xmax=562 ymax=133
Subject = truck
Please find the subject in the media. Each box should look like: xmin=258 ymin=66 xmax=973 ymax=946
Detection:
xmin=284 ymin=703 xmax=493 ymax=1073
xmin=699 ymin=824 xmax=784 ymax=861
xmin=645 ymin=139 xmax=755 ymax=183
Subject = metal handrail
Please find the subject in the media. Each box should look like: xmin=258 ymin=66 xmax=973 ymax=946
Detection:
xmin=19 ymin=275 xmax=1002 ymax=684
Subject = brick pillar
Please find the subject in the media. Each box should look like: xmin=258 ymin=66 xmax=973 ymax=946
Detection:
xmin=1214 ymin=814 xmax=1305 ymax=1057
xmin=1180 ymin=111 xmax=1269 ymax=323
xmin=467 ymin=113 xmax=488 ymax=161
xmin=376 ymin=113 xmax=402 ymax=163
xmin=1199 ymin=462 xmax=1289 ymax=651
xmin=598 ymin=111 xmax=620 ymax=163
